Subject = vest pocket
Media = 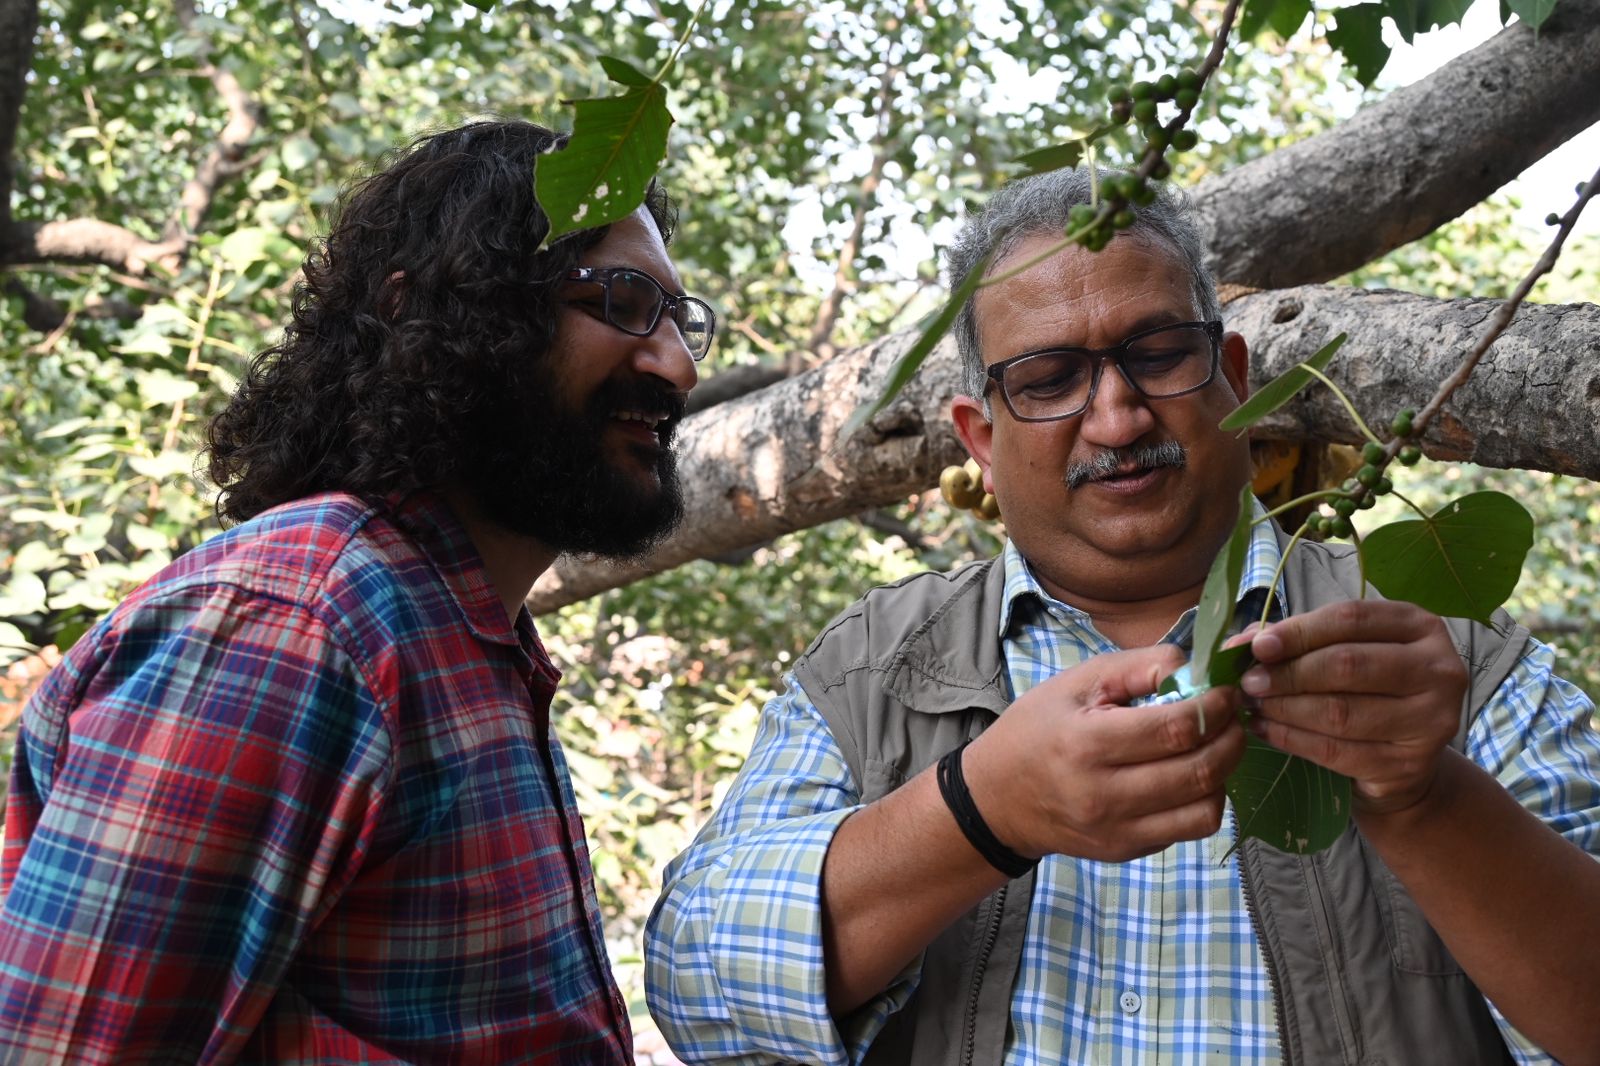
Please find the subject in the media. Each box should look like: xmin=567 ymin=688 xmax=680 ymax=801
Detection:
xmin=860 ymin=758 xmax=908 ymax=805
xmin=1363 ymin=842 xmax=1466 ymax=977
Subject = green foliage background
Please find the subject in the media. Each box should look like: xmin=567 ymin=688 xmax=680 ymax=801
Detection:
xmin=3 ymin=0 xmax=1596 ymax=1036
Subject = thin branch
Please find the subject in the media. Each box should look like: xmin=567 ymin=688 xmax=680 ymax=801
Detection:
xmin=803 ymin=59 xmax=899 ymax=367
xmin=1412 ymin=163 xmax=1600 ymax=445
xmin=164 ymin=0 xmax=264 ymax=248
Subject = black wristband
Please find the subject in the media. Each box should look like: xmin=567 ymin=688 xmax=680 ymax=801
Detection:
xmin=936 ymin=739 xmax=1037 ymax=879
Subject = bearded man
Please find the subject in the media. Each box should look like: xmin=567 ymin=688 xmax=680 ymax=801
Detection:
xmin=0 ymin=119 xmax=713 ymax=1063
xmin=644 ymin=167 xmax=1600 ymax=1065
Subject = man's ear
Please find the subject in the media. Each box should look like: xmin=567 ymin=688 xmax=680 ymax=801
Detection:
xmin=1220 ymin=330 xmax=1250 ymax=404
xmin=950 ymin=395 xmax=996 ymax=493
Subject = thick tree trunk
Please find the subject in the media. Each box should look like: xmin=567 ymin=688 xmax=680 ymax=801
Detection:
xmin=528 ymin=288 xmax=1600 ymax=612
xmin=1193 ymin=0 xmax=1600 ymax=289
xmin=1227 ymin=287 xmax=1600 ymax=474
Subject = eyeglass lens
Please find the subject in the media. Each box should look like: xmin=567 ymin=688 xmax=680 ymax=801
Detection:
xmin=1003 ymin=324 xmax=1214 ymax=419
xmin=609 ymin=269 xmax=713 ymax=356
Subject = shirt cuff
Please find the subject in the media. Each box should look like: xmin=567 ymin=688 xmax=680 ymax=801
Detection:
xmin=701 ymin=807 xmax=922 ymax=1064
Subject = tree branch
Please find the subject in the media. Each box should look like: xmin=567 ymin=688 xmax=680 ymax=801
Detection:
xmin=801 ymin=61 xmax=898 ymax=368
xmin=0 ymin=0 xmax=39 ymax=233
xmin=1193 ymin=0 xmax=1600 ymax=289
xmin=165 ymin=0 xmax=263 ymax=247
xmin=528 ymin=289 xmax=1600 ymax=613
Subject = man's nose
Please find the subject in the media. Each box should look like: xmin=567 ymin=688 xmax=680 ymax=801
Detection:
xmin=1080 ymin=357 xmax=1155 ymax=447
xmin=636 ymin=322 xmax=700 ymax=394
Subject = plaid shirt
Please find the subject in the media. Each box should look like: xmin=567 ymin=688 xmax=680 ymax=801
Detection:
xmin=646 ymin=510 xmax=1599 ymax=1064
xmin=0 ymin=491 xmax=631 ymax=1064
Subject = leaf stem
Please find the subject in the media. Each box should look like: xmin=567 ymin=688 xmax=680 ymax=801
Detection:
xmin=1252 ymin=488 xmax=1343 ymax=527
xmin=654 ymin=0 xmax=710 ymax=84
xmin=1259 ymin=522 xmax=1310 ymax=629
xmin=1298 ymin=364 xmax=1381 ymax=444
xmin=1388 ymin=487 xmax=1431 ymax=523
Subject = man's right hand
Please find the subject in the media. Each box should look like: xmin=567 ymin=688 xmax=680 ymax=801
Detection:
xmin=961 ymin=644 xmax=1247 ymax=864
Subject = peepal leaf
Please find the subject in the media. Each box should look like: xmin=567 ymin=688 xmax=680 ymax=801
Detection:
xmin=1012 ymin=142 xmax=1085 ymax=177
xmin=1359 ymin=490 xmax=1533 ymax=624
xmin=1190 ymin=484 xmax=1256 ymax=685
xmin=537 ymin=55 xmax=672 ymax=245
xmin=1229 ymin=736 xmax=1351 ymax=856
xmin=842 ymin=251 xmax=991 ymax=439
xmin=1156 ymin=643 xmax=1257 ymax=698
xmin=1011 ymin=126 xmax=1115 ymax=178
xmin=1326 ymin=4 xmax=1391 ymax=86
xmin=1220 ymin=333 xmax=1345 ymax=431
xmin=1503 ymin=0 xmax=1559 ymax=28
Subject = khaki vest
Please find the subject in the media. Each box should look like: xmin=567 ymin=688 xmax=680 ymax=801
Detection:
xmin=791 ymin=531 xmax=1529 ymax=1066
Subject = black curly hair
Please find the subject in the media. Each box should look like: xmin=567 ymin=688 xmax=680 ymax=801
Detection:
xmin=205 ymin=118 xmax=676 ymax=524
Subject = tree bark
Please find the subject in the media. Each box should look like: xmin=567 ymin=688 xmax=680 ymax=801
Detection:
xmin=0 ymin=0 xmax=38 ymax=233
xmin=1193 ymin=0 xmax=1600 ymax=289
xmin=528 ymin=288 xmax=1600 ymax=612
xmin=0 ymin=0 xmax=261 ymax=277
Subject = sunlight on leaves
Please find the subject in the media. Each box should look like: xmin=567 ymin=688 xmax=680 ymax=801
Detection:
xmin=1360 ymin=490 xmax=1534 ymax=623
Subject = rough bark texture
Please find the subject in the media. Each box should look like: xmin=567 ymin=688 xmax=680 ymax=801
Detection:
xmin=1192 ymin=0 xmax=1600 ymax=289
xmin=1228 ymin=287 xmax=1600 ymax=475
xmin=528 ymin=288 xmax=1600 ymax=612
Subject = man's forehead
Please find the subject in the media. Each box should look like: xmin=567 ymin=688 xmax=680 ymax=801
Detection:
xmin=972 ymin=233 xmax=1195 ymax=357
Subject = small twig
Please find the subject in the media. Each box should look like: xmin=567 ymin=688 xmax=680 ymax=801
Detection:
xmin=1412 ymin=163 xmax=1600 ymax=444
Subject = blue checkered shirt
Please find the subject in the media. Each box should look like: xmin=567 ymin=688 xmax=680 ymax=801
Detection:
xmin=645 ymin=509 xmax=1598 ymax=1064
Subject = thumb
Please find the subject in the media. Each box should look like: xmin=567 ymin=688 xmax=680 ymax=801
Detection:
xmin=1037 ymin=643 xmax=1186 ymax=709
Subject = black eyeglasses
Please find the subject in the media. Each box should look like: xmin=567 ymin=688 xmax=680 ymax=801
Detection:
xmin=564 ymin=267 xmax=716 ymax=360
xmin=984 ymin=320 xmax=1223 ymax=422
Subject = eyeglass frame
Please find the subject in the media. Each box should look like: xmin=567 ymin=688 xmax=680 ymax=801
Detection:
xmin=983 ymin=319 xmax=1225 ymax=423
xmin=564 ymin=266 xmax=717 ymax=361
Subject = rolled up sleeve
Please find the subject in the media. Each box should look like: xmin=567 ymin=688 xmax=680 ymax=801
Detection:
xmin=1464 ymin=638 xmax=1600 ymax=1064
xmin=645 ymin=677 xmax=921 ymax=1064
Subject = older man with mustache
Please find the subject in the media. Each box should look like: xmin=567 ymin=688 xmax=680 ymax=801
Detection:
xmin=644 ymin=167 xmax=1600 ymax=1066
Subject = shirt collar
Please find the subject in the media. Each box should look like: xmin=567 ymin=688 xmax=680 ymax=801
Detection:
xmin=383 ymin=489 xmax=531 ymax=648
xmin=997 ymin=495 xmax=1286 ymax=647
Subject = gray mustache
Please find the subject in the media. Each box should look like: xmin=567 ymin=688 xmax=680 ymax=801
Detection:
xmin=1065 ymin=440 xmax=1187 ymax=489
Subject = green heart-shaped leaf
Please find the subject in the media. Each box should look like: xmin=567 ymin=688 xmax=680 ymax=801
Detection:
xmin=1359 ymin=490 xmax=1533 ymax=624
xmin=537 ymin=56 xmax=672 ymax=245
xmin=1157 ymin=643 xmax=1257 ymax=698
xmin=1219 ymin=332 xmax=1345 ymax=431
xmin=1229 ymin=735 xmax=1351 ymax=855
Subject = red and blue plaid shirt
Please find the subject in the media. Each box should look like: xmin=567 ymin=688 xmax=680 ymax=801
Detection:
xmin=0 ymin=491 xmax=631 ymax=1064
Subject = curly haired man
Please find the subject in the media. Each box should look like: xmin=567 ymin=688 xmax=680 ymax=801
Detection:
xmin=0 ymin=119 xmax=713 ymax=1064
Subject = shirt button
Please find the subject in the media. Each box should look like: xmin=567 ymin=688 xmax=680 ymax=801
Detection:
xmin=1119 ymin=990 xmax=1142 ymax=1014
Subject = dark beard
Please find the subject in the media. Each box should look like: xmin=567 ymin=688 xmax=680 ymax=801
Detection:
xmin=459 ymin=374 xmax=688 ymax=559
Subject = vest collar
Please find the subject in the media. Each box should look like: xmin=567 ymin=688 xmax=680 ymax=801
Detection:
xmin=881 ymin=558 xmax=1013 ymax=717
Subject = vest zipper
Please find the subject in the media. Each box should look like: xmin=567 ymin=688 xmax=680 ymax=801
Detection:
xmin=1234 ymin=811 xmax=1292 ymax=1066
xmin=961 ymin=882 xmax=1008 ymax=1066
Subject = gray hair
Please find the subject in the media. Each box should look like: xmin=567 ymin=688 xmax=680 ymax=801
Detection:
xmin=946 ymin=167 xmax=1221 ymax=403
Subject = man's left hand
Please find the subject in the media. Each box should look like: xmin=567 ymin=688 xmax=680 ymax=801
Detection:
xmin=1239 ymin=600 xmax=1468 ymax=817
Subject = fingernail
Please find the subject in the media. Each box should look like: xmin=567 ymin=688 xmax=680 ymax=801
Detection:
xmin=1252 ymin=631 xmax=1283 ymax=659
xmin=1241 ymin=669 xmax=1269 ymax=696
